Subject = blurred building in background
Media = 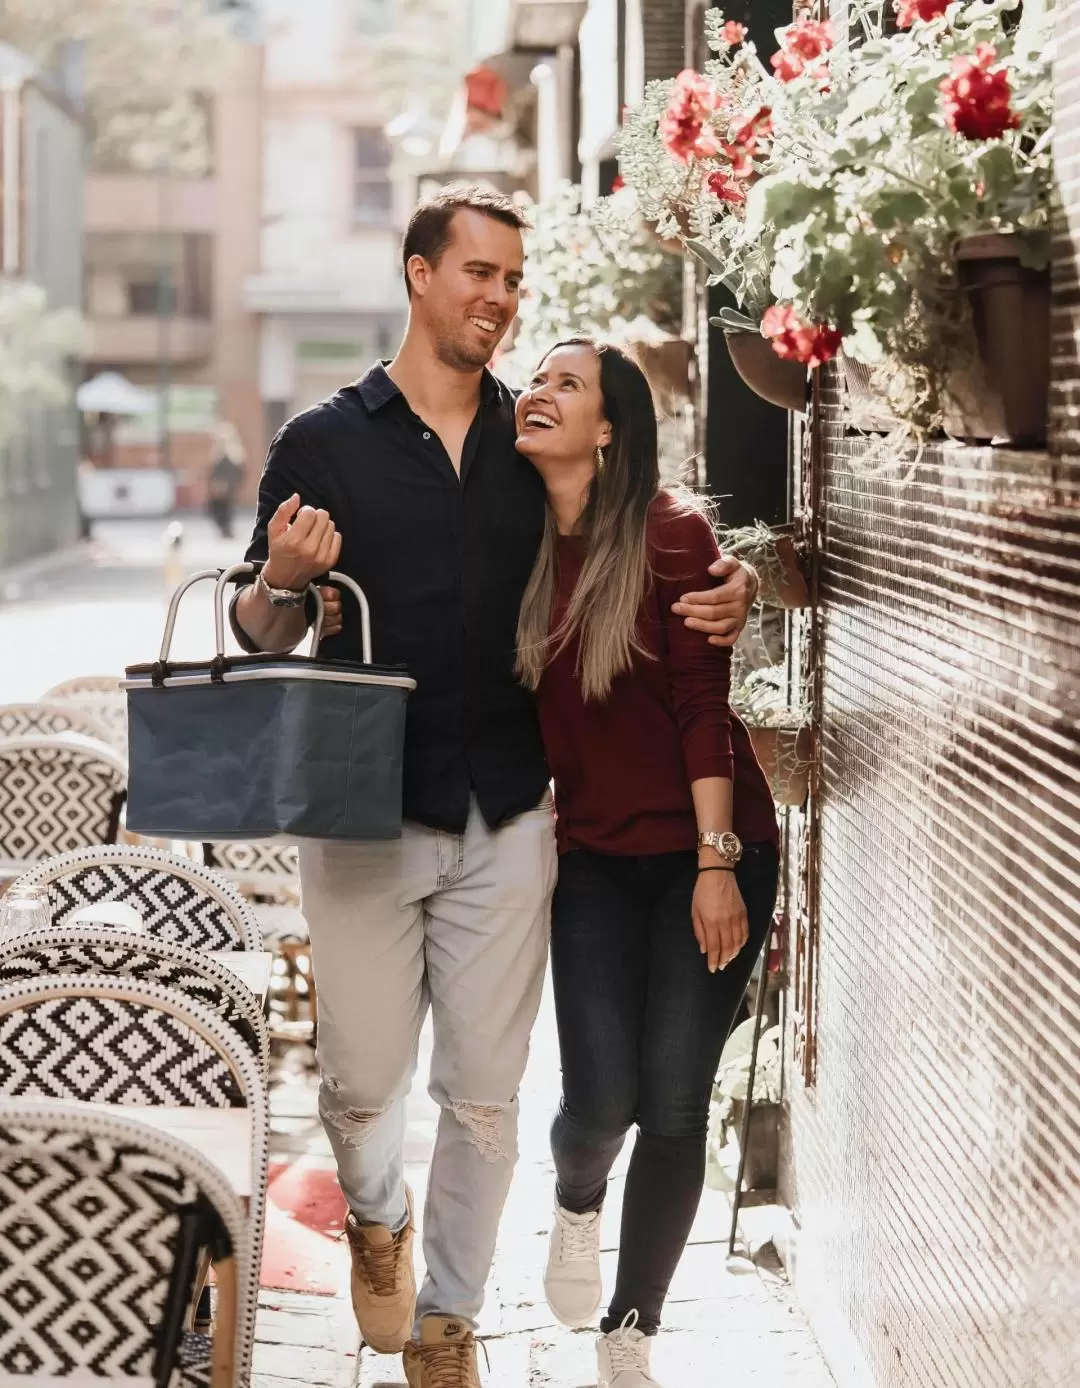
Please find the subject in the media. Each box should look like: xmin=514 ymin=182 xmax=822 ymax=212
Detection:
xmin=0 ymin=43 xmax=85 ymax=570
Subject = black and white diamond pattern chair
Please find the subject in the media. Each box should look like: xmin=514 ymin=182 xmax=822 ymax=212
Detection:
xmin=0 ymin=927 xmax=270 ymax=1077
xmin=0 ymin=701 xmax=115 ymax=747
xmin=0 ymin=1097 xmax=248 ymax=1387
xmin=12 ymin=845 xmax=264 ymax=952
xmin=41 ymin=674 xmax=128 ymax=755
xmin=0 ymin=736 xmax=128 ymax=883
xmin=0 ymin=976 xmax=269 ymax=1384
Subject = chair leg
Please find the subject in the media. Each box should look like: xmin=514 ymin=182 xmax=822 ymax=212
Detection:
xmin=210 ymin=1255 xmax=239 ymax=1388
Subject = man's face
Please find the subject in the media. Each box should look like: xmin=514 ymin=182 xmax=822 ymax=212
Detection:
xmin=409 ymin=209 xmax=524 ymax=371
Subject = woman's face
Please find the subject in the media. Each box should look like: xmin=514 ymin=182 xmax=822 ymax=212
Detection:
xmin=515 ymin=343 xmax=612 ymax=466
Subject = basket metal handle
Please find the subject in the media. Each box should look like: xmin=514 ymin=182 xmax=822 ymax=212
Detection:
xmin=157 ymin=564 xmax=373 ymax=666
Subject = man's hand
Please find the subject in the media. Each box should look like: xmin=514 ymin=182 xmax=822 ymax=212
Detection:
xmin=263 ymin=493 xmax=342 ymax=592
xmin=317 ymin=586 xmax=343 ymax=639
xmin=672 ymin=557 xmax=759 ymax=647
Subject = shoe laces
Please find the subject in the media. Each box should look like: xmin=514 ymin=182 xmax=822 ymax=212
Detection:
xmin=415 ymin=1336 xmax=489 ymax=1387
xmin=347 ymin=1223 xmax=404 ymax=1297
xmin=557 ymin=1210 xmax=600 ymax=1263
xmin=605 ymin=1311 xmax=652 ymax=1378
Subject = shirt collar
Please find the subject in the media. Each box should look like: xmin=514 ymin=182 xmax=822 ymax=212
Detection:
xmin=353 ymin=360 xmax=503 ymax=413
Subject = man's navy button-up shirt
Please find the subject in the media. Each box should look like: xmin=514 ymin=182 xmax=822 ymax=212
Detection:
xmin=236 ymin=362 xmax=550 ymax=834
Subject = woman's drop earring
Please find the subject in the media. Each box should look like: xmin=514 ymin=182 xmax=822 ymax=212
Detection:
xmin=595 ymin=446 xmax=605 ymax=469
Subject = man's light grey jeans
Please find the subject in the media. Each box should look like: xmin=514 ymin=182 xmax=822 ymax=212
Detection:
xmin=297 ymin=794 xmax=556 ymax=1332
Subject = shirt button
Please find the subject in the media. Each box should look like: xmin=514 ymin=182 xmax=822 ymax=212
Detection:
xmin=422 ymin=431 xmax=431 ymax=440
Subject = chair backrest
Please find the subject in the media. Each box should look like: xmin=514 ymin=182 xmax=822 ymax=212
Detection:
xmin=203 ymin=839 xmax=300 ymax=903
xmin=40 ymin=675 xmax=127 ymax=754
xmin=0 ymin=736 xmax=128 ymax=871
xmin=0 ymin=926 xmax=269 ymax=1075
xmin=0 ymin=1097 xmax=249 ymax=1384
xmin=0 ymin=701 xmax=115 ymax=747
xmin=12 ymin=844 xmax=264 ymax=951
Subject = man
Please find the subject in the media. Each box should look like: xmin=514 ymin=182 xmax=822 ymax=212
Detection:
xmin=233 ymin=186 xmax=756 ymax=1387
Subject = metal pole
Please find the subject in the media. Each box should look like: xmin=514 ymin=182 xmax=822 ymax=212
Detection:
xmin=728 ymin=939 xmax=771 ymax=1257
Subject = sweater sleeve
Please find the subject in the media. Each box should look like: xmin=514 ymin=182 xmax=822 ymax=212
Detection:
xmin=652 ymin=504 xmax=735 ymax=785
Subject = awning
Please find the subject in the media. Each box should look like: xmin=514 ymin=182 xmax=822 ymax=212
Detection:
xmin=76 ymin=371 xmax=157 ymax=416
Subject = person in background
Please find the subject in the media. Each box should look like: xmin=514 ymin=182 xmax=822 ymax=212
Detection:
xmin=515 ymin=338 xmax=780 ymax=1388
xmin=231 ymin=186 xmax=759 ymax=1388
xmin=206 ymin=422 xmax=246 ymax=539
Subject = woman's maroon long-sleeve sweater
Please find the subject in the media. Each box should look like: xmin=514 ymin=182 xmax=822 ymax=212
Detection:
xmin=536 ymin=494 xmax=779 ymax=857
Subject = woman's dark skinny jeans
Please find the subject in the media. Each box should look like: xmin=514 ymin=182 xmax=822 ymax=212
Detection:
xmin=550 ymin=842 xmax=779 ymax=1336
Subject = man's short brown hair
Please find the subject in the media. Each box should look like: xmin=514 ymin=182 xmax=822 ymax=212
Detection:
xmin=401 ymin=185 xmax=527 ymax=297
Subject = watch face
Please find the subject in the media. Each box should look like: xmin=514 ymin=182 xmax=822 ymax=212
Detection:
xmin=719 ymin=832 xmax=742 ymax=860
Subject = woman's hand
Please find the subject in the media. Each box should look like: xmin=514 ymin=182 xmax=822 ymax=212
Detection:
xmin=692 ymin=870 xmax=749 ymax=973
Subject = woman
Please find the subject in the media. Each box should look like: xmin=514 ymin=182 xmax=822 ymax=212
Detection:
xmin=514 ymin=339 xmax=780 ymax=1388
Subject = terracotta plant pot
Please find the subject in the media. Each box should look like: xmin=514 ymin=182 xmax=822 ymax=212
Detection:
xmin=946 ymin=232 xmax=1050 ymax=447
xmin=724 ymin=331 xmax=807 ymax=414
xmin=747 ymin=724 xmax=812 ymax=807
xmin=630 ymin=336 xmax=695 ymax=405
xmin=767 ymin=532 xmax=810 ymax=610
xmin=730 ymin=1099 xmax=780 ymax=1191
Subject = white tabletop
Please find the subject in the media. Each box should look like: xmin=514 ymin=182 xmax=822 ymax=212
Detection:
xmin=209 ymin=950 xmax=273 ymax=1002
xmin=76 ymin=1104 xmax=252 ymax=1198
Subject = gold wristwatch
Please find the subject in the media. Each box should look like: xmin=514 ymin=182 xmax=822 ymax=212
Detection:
xmin=697 ymin=830 xmax=743 ymax=864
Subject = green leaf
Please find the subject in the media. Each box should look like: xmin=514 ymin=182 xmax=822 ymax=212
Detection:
xmin=683 ymin=238 xmax=726 ymax=276
xmin=870 ymin=191 xmax=928 ymax=229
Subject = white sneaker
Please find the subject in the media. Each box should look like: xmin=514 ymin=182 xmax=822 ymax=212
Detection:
xmin=596 ymin=1312 xmax=660 ymax=1387
xmin=543 ymin=1204 xmax=603 ymax=1327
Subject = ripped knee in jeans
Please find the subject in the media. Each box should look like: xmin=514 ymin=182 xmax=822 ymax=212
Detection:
xmin=449 ymin=1100 xmax=513 ymax=1163
xmin=320 ymin=1076 xmax=389 ymax=1150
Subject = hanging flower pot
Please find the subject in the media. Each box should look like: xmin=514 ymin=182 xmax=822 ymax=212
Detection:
xmin=747 ymin=724 xmax=813 ymax=806
xmin=721 ymin=523 xmax=809 ymax=609
xmin=943 ymin=232 xmax=1051 ymax=448
xmin=629 ymin=335 xmax=695 ymax=404
xmin=724 ymin=331 xmax=807 ymax=414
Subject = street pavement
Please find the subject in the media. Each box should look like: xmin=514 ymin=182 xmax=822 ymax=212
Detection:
xmin=0 ymin=517 xmax=835 ymax=1387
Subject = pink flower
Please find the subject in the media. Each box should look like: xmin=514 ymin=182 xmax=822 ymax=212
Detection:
xmin=939 ymin=44 xmax=1020 ymax=141
xmin=707 ymin=169 xmax=747 ymax=204
xmin=729 ymin=105 xmax=773 ymax=145
xmin=611 ymin=174 xmax=625 ymax=192
xmin=721 ymin=20 xmax=747 ymax=46
xmin=762 ymin=305 xmax=842 ymax=367
xmin=771 ymin=17 xmax=834 ymax=83
xmin=894 ymin=0 xmax=949 ymax=25
xmin=659 ymin=69 xmax=722 ymax=163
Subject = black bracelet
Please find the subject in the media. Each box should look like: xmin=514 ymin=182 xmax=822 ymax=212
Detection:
xmin=698 ymin=865 xmax=735 ymax=874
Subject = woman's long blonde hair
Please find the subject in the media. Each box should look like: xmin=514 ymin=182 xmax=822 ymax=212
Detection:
xmin=516 ymin=339 xmax=662 ymax=702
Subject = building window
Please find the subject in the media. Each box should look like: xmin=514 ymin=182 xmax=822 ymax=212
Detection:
xmin=353 ymin=127 xmax=393 ymax=227
xmin=85 ymin=232 xmax=213 ymax=318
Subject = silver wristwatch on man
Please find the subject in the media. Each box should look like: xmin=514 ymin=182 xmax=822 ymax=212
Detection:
xmin=257 ymin=569 xmax=307 ymax=608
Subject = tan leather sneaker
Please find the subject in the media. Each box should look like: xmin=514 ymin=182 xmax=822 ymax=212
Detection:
xmin=403 ymin=1316 xmax=483 ymax=1388
xmin=344 ymin=1185 xmax=416 ymax=1353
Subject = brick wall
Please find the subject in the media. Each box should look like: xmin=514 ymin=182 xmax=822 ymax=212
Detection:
xmin=779 ymin=7 xmax=1080 ymax=1386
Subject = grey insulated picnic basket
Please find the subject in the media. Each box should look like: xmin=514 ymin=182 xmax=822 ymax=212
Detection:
xmin=123 ymin=564 xmax=416 ymax=841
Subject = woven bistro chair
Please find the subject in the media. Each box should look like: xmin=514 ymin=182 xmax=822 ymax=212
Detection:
xmin=0 ymin=975 xmax=269 ymax=1385
xmin=202 ymin=840 xmax=314 ymax=1038
xmin=0 ymin=736 xmax=128 ymax=887
xmin=0 ymin=1096 xmax=248 ymax=1388
xmin=0 ymin=700 xmax=115 ymax=746
xmin=41 ymin=674 xmax=128 ymax=756
xmin=11 ymin=844 xmax=264 ymax=952
xmin=0 ymin=926 xmax=269 ymax=1077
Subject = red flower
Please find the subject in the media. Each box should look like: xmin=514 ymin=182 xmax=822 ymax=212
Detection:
xmin=762 ymin=305 xmax=842 ymax=367
xmin=771 ymin=17 xmax=834 ymax=82
xmin=611 ymin=175 xmax=625 ymax=192
xmin=707 ymin=169 xmax=747 ymax=204
xmin=721 ymin=142 xmax=755 ymax=178
xmin=721 ymin=20 xmax=747 ymax=46
xmin=729 ymin=105 xmax=773 ymax=145
xmin=659 ymin=69 xmax=721 ymax=163
xmin=894 ymin=0 xmax=949 ymax=25
xmin=939 ymin=44 xmax=1020 ymax=141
